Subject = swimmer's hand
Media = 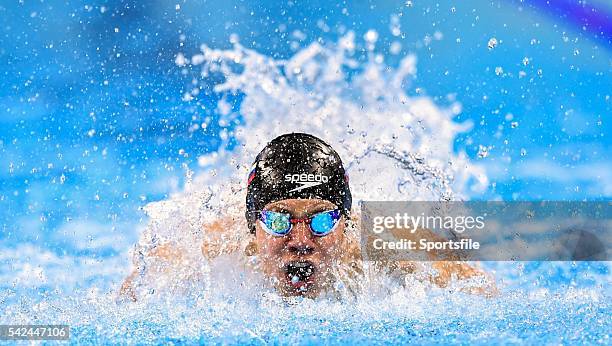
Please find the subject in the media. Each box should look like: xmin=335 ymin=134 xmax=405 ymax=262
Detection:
xmin=428 ymin=261 xmax=498 ymax=297
xmin=118 ymin=243 xmax=187 ymax=302
xmin=387 ymin=227 xmax=497 ymax=297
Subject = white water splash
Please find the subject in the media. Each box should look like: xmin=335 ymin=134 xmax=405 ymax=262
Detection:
xmin=185 ymin=32 xmax=487 ymax=203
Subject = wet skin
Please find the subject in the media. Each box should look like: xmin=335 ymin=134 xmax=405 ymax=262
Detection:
xmin=255 ymin=198 xmax=345 ymax=298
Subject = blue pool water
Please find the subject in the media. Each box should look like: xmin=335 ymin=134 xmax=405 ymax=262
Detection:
xmin=1 ymin=0 xmax=610 ymax=344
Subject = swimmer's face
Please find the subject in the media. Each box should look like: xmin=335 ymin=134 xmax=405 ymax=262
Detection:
xmin=255 ymin=198 xmax=345 ymax=298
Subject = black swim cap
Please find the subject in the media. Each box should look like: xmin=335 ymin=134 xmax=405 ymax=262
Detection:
xmin=245 ymin=133 xmax=352 ymax=233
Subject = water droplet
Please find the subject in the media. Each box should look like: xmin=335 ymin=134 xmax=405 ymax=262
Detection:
xmin=390 ymin=41 xmax=402 ymax=54
xmin=477 ymin=145 xmax=489 ymax=158
xmin=175 ymin=53 xmax=187 ymax=66
xmin=390 ymin=15 xmax=401 ymax=37
xmin=522 ymin=57 xmax=530 ymax=66
xmin=487 ymin=37 xmax=498 ymax=50
xmin=364 ymin=30 xmax=379 ymax=44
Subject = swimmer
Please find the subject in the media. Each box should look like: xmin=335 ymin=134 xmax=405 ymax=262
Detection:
xmin=120 ymin=133 xmax=496 ymax=300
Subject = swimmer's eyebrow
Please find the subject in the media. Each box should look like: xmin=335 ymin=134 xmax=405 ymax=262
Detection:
xmin=266 ymin=201 xmax=335 ymax=215
xmin=265 ymin=202 xmax=290 ymax=212
xmin=307 ymin=203 xmax=335 ymax=213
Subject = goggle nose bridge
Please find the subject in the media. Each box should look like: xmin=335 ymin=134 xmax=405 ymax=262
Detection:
xmin=289 ymin=217 xmax=312 ymax=224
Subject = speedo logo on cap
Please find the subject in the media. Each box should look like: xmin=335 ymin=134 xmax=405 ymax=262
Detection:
xmin=285 ymin=173 xmax=329 ymax=192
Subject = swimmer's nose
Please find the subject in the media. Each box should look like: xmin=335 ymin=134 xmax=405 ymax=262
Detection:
xmin=287 ymin=222 xmax=316 ymax=255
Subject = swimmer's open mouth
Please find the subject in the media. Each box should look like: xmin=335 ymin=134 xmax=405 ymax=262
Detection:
xmin=284 ymin=261 xmax=316 ymax=289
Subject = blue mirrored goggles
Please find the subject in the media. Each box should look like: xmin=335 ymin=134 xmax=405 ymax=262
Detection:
xmin=258 ymin=209 xmax=342 ymax=237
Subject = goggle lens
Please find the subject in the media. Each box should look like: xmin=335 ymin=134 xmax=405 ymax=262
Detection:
xmin=310 ymin=209 xmax=341 ymax=236
xmin=261 ymin=211 xmax=291 ymax=235
xmin=259 ymin=209 xmax=341 ymax=237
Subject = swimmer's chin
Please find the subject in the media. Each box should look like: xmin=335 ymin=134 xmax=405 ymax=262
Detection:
xmin=280 ymin=280 xmax=321 ymax=298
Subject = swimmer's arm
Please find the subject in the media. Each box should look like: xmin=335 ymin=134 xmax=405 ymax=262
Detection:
xmin=119 ymin=271 xmax=138 ymax=302
xmin=199 ymin=218 xmax=245 ymax=258
xmin=119 ymin=217 xmax=242 ymax=301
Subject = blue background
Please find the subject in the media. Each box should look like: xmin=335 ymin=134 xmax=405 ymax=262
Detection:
xmin=0 ymin=0 xmax=610 ymax=246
